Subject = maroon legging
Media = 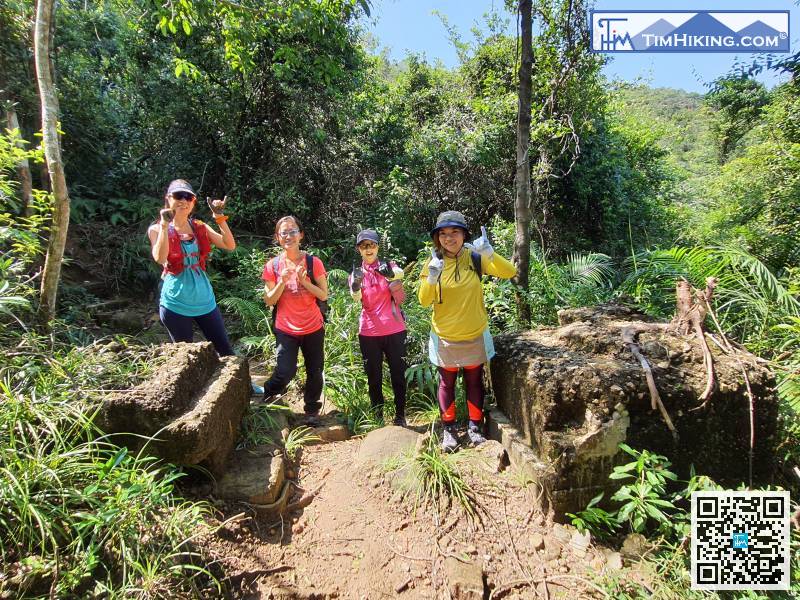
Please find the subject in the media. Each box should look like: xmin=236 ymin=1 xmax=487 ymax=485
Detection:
xmin=438 ymin=364 xmax=484 ymax=425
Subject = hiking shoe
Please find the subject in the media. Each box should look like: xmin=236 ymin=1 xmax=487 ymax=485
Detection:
xmin=393 ymin=416 xmax=407 ymax=428
xmin=441 ymin=425 xmax=459 ymax=452
xmin=467 ymin=423 xmax=486 ymax=446
xmin=251 ymin=382 xmax=265 ymax=395
xmin=467 ymin=423 xmax=487 ymax=446
xmin=304 ymin=414 xmax=321 ymax=428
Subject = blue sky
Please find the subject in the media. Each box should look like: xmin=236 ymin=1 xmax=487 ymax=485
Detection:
xmin=366 ymin=0 xmax=798 ymax=93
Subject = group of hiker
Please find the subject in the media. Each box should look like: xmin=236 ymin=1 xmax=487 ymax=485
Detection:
xmin=148 ymin=179 xmax=517 ymax=451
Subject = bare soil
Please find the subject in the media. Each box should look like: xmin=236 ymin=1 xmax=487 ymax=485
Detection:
xmin=197 ymin=428 xmax=615 ymax=599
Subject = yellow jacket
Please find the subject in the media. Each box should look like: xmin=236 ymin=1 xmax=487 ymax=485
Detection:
xmin=418 ymin=250 xmax=516 ymax=341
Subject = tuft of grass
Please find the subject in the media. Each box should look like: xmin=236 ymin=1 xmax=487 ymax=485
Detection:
xmin=284 ymin=426 xmax=321 ymax=461
xmin=238 ymin=401 xmax=290 ymax=449
xmin=0 ymin=381 xmax=218 ymax=598
xmin=385 ymin=428 xmax=478 ymax=521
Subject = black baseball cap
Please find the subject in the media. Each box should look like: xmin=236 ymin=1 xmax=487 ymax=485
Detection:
xmin=166 ymin=179 xmax=196 ymax=196
xmin=356 ymin=229 xmax=380 ymax=246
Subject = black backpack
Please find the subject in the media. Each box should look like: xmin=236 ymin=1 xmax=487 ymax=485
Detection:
xmin=469 ymin=251 xmax=482 ymax=277
xmin=271 ymin=253 xmax=329 ymax=326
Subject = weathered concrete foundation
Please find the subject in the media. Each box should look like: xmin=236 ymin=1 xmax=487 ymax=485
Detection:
xmin=100 ymin=342 xmax=251 ymax=476
xmin=489 ymin=303 xmax=778 ymax=517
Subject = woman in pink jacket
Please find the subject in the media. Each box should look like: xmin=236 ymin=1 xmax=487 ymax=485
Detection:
xmin=349 ymin=230 xmax=407 ymax=426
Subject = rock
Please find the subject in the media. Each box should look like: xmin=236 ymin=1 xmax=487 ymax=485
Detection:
xmin=590 ymin=555 xmax=605 ymax=572
xmin=542 ymin=539 xmax=562 ymax=562
xmin=100 ymin=342 xmax=251 ymax=476
xmin=570 ymin=529 xmax=591 ymax=558
xmin=491 ymin=302 xmax=780 ymax=517
xmin=250 ymin=481 xmax=292 ymax=518
xmin=531 ymin=533 xmax=545 ymax=551
xmin=216 ymin=445 xmax=285 ymax=504
xmin=96 ymin=309 xmax=144 ymax=333
xmin=605 ymin=551 xmax=623 ymax=571
xmin=356 ymin=426 xmax=421 ymax=469
xmin=473 ymin=439 xmax=508 ymax=473
xmin=444 ymin=557 xmax=484 ymax=600
xmin=551 ymin=524 xmax=573 ymax=544
xmin=621 ymin=533 xmax=649 ymax=560
xmin=313 ymin=424 xmax=350 ymax=443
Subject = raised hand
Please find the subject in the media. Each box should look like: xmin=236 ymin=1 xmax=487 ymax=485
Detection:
xmin=464 ymin=225 xmax=494 ymax=258
xmin=296 ymin=264 xmax=309 ymax=284
xmin=206 ymin=195 xmax=228 ymax=216
xmin=280 ymin=265 xmax=294 ymax=283
xmin=351 ymin=266 xmax=365 ymax=292
xmin=377 ymin=261 xmax=393 ymax=279
xmin=160 ymin=208 xmax=174 ymax=225
xmin=427 ymin=247 xmax=444 ymax=284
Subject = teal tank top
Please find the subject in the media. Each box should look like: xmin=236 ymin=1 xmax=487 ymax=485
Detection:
xmin=160 ymin=238 xmax=217 ymax=316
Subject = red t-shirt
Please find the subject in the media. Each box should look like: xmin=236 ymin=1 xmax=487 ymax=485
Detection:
xmin=262 ymin=253 xmax=327 ymax=335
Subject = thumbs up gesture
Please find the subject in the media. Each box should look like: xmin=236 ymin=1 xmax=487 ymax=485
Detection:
xmin=464 ymin=226 xmax=494 ymax=258
xmin=426 ymin=248 xmax=444 ymax=284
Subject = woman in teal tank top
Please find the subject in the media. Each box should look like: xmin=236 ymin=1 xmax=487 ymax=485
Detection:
xmin=147 ymin=179 xmax=237 ymax=355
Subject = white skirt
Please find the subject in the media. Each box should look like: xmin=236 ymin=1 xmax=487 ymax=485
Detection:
xmin=428 ymin=328 xmax=495 ymax=368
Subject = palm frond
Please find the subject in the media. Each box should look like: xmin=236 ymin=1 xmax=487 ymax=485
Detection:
xmin=714 ymin=246 xmax=800 ymax=316
xmin=566 ymin=252 xmax=614 ymax=287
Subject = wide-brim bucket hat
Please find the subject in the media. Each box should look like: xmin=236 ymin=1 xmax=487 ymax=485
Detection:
xmin=430 ymin=210 xmax=469 ymax=238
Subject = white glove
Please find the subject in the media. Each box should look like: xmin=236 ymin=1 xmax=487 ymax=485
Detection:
xmin=464 ymin=226 xmax=494 ymax=258
xmin=426 ymin=248 xmax=443 ymax=284
xmin=389 ymin=265 xmax=404 ymax=281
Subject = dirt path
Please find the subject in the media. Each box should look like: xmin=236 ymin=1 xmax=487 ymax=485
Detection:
xmin=200 ymin=426 xmax=613 ymax=599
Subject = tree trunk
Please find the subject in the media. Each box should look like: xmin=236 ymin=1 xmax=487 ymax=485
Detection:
xmin=512 ymin=0 xmax=533 ymax=325
xmin=34 ymin=0 xmax=70 ymax=328
xmin=6 ymin=109 xmax=34 ymax=216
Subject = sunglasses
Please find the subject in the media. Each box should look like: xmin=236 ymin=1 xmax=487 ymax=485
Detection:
xmin=358 ymin=242 xmax=378 ymax=250
xmin=278 ymin=229 xmax=300 ymax=239
xmin=171 ymin=192 xmax=195 ymax=201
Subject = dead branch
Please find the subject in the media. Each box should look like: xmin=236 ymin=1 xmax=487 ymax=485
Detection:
xmin=674 ymin=278 xmax=718 ymax=409
xmin=284 ymin=468 xmax=330 ymax=513
xmin=622 ymin=323 xmax=676 ymax=437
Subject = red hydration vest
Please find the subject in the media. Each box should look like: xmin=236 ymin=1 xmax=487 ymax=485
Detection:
xmin=163 ymin=219 xmax=212 ymax=276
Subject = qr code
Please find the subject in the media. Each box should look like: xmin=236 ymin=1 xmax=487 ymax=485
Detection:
xmin=691 ymin=491 xmax=790 ymax=590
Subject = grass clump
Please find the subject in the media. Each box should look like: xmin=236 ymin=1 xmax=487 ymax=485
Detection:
xmin=384 ymin=429 xmax=478 ymax=521
xmin=0 ymin=346 xmax=220 ymax=599
xmin=238 ymin=401 xmax=291 ymax=449
xmin=284 ymin=426 xmax=321 ymax=461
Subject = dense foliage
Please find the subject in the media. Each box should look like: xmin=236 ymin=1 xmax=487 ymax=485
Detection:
xmin=1 ymin=0 xmax=799 ymax=597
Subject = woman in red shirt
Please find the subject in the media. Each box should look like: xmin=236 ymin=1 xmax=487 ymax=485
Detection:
xmin=261 ymin=216 xmax=328 ymax=425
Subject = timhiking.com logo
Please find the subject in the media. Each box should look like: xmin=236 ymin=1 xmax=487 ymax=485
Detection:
xmin=591 ymin=11 xmax=790 ymax=53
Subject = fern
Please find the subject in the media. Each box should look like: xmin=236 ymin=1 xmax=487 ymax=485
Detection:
xmin=219 ymin=296 xmax=271 ymax=335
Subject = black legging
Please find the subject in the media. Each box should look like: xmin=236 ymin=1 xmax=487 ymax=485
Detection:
xmin=159 ymin=305 xmax=234 ymax=356
xmin=359 ymin=330 xmax=407 ymax=419
xmin=264 ymin=327 xmax=325 ymax=415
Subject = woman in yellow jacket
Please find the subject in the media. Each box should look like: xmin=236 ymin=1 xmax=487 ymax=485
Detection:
xmin=418 ymin=211 xmax=516 ymax=451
